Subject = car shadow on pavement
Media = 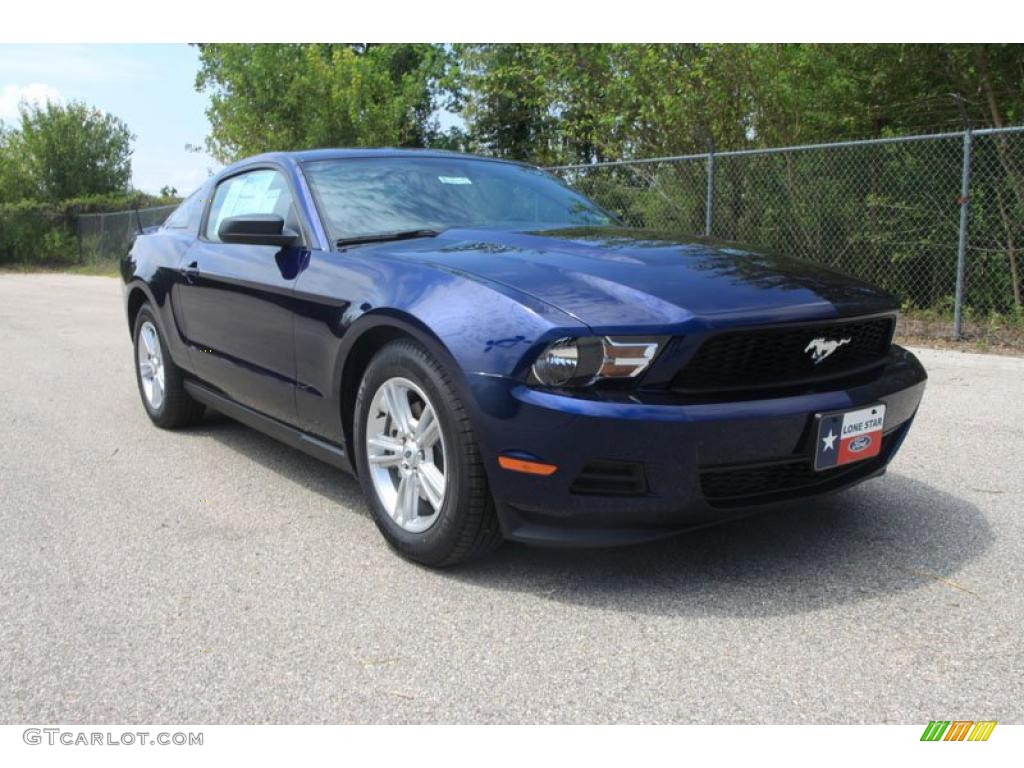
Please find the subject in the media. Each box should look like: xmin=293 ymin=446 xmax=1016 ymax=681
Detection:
xmin=189 ymin=411 xmax=370 ymax=515
xmin=451 ymin=473 xmax=992 ymax=618
xmin=189 ymin=413 xmax=991 ymax=619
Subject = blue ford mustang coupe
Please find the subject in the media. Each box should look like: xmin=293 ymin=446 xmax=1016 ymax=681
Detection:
xmin=122 ymin=149 xmax=927 ymax=566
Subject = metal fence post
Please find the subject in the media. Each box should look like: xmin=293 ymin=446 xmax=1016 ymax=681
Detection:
xmin=75 ymin=215 xmax=83 ymax=264
xmin=704 ymin=144 xmax=715 ymax=238
xmin=952 ymin=126 xmax=973 ymax=340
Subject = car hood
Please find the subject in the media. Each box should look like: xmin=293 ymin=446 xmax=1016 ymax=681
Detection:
xmin=379 ymin=227 xmax=898 ymax=330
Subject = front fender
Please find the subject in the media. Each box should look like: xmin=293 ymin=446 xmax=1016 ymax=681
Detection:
xmin=292 ymin=250 xmax=588 ymax=445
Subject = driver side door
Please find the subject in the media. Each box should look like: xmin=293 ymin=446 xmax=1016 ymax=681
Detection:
xmin=177 ymin=167 xmax=307 ymax=424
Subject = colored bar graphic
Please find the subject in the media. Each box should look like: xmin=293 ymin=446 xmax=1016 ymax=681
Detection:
xmin=921 ymin=720 xmax=997 ymax=742
xmin=944 ymin=721 xmax=973 ymax=741
xmin=921 ymin=721 xmax=950 ymax=741
xmin=968 ymin=721 xmax=997 ymax=741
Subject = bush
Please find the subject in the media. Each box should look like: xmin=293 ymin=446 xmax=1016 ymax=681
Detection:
xmin=0 ymin=201 xmax=77 ymax=266
xmin=0 ymin=192 xmax=180 ymax=267
xmin=58 ymin=191 xmax=179 ymax=215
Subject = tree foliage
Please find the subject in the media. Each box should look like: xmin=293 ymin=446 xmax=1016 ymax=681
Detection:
xmin=454 ymin=44 xmax=1024 ymax=166
xmin=195 ymin=43 xmax=452 ymax=163
xmin=450 ymin=44 xmax=1024 ymax=320
xmin=191 ymin=43 xmax=1024 ymax=167
xmin=0 ymin=101 xmax=133 ymax=204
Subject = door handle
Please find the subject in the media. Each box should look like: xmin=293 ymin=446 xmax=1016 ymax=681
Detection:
xmin=181 ymin=261 xmax=200 ymax=281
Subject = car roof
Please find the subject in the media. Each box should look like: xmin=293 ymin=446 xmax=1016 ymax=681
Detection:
xmin=221 ymin=148 xmax=530 ymax=174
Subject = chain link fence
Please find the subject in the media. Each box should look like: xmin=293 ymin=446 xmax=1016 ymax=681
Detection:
xmin=550 ymin=127 xmax=1024 ymax=347
xmin=75 ymin=204 xmax=177 ymax=263
xmin=60 ymin=131 xmax=1024 ymax=348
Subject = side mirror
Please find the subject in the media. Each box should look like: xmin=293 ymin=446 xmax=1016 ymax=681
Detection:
xmin=218 ymin=215 xmax=299 ymax=247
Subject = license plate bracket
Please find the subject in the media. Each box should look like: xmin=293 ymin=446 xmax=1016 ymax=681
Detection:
xmin=814 ymin=404 xmax=886 ymax=471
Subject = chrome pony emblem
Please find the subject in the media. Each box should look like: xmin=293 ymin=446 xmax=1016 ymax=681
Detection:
xmin=804 ymin=336 xmax=852 ymax=364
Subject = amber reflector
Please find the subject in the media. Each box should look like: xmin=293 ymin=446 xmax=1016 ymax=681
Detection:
xmin=498 ymin=456 xmax=558 ymax=476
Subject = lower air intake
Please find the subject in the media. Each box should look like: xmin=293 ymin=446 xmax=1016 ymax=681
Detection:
xmin=570 ymin=460 xmax=647 ymax=496
xmin=700 ymin=439 xmax=889 ymax=507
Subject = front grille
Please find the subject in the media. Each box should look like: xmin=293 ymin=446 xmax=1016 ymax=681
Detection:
xmin=700 ymin=441 xmax=888 ymax=508
xmin=673 ymin=316 xmax=895 ymax=394
xmin=570 ymin=460 xmax=647 ymax=496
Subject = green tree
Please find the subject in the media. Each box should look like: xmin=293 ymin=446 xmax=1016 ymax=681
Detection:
xmin=0 ymin=125 xmax=34 ymax=203
xmin=11 ymin=101 xmax=133 ymax=203
xmin=194 ymin=44 xmax=452 ymax=163
xmin=454 ymin=44 xmax=1024 ymax=164
xmin=456 ymin=44 xmax=558 ymax=163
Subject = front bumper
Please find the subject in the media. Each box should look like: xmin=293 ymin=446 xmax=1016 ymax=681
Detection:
xmin=464 ymin=346 xmax=927 ymax=546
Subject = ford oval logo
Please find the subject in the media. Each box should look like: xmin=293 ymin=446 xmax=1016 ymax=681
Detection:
xmin=849 ymin=435 xmax=872 ymax=453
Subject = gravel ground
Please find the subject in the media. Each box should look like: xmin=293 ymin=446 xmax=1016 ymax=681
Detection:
xmin=1 ymin=273 xmax=1021 ymax=724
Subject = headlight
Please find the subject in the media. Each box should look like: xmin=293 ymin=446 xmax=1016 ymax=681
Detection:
xmin=530 ymin=338 xmax=592 ymax=387
xmin=530 ymin=336 xmax=664 ymax=387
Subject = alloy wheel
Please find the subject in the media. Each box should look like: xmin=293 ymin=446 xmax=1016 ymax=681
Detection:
xmin=365 ymin=377 xmax=448 ymax=533
xmin=137 ymin=320 xmax=165 ymax=410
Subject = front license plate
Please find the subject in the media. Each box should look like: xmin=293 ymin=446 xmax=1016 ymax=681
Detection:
xmin=814 ymin=404 xmax=886 ymax=471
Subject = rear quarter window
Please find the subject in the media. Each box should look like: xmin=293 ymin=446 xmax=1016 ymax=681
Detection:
xmin=162 ymin=189 xmax=205 ymax=232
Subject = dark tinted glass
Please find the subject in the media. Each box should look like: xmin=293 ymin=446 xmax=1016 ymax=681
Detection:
xmin=303 ymin=157 xmax=612 ymax=240
xmin=162 ymin=189 xmax=204 ymax=232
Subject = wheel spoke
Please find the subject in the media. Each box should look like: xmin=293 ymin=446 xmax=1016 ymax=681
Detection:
xmin=392 ymin=475 xmax=409 ymax=523
xmin=415 ymin=405 xmax=440 ymax=449
xmin=139 ymin=361 xmax=155 ymax=378
xmin=142 ymin=326 xmax=157 ymax=356
xmin=381 ymin=382 xmax=399 ymax=429
xmin=394 ymin=473 xmax=420 ymax=523
xmin=418 ymin=463 xmax=445 ymax=512
xmin=395 ymin=389 xmax=415 ymax=435
xmin=368 ymin=434 xmax=403 ymax=455
xmin=368 ymin=434 xmax=403 ymax=467
xmin=382 ymin=382 xmax=413 ymax=435
xmin=151 ymin=374 xmax=163 ymax=401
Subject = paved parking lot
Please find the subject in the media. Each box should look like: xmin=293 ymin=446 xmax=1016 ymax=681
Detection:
xmin=1 ymin=273 xmax=1021 ymax=723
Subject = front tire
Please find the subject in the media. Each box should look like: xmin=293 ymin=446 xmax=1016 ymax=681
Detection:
xmin=353 ymin=340 xmax=502 ymax=567
xmin=133 ymin=304 xmax=205 ymax=429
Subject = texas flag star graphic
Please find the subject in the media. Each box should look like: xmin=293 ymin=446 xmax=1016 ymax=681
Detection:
xmin=815 ymin=405 xmax=885 ymax=470
xmin=822 ymin=429 xmax=838 ymax=451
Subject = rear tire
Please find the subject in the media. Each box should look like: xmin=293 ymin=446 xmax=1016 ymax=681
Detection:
xmin=133 ymin=304 xmax=205 ymax=429
xmin=353 ymin=339 xmax=503 ymax=567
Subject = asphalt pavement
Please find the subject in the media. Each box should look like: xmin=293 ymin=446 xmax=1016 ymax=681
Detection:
xmin=1 ymin=273 xmax=1021 ymax=723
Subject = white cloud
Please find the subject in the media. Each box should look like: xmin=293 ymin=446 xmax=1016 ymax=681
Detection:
xmin=0 ymin=83 xmax=62 ymax=124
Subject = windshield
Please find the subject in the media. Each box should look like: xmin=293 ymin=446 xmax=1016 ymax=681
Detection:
xmin=302 ymin=156 xmax=614 ymax=242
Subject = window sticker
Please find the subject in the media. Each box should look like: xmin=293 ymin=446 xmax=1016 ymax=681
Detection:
xmin=211 ymin=171 xmax=285 ymax=237
xmin=438 ymin=176 xmax=473 ymax=185
xmin=211 ymin=180 xmax=246 ymax=235
xmin=235 ymin=171 xmax=277 ymax=214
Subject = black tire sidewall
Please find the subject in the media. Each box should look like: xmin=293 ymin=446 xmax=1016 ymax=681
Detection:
xmin=353 ymin=342 xmax=476 ymax=562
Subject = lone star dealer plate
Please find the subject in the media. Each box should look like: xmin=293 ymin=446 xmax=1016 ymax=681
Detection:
xmin=814 ymin=404 xmax=886 ymax=470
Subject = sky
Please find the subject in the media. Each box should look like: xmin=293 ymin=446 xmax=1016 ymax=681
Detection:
xmin=0 ymin=44 xmax=218 ymax=195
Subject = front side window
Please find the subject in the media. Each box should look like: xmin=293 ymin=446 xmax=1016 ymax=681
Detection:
xmin=205 ymin=169 xmax=297 ymax=242
xmin=302 ymin=157 xmax=613 ymax=243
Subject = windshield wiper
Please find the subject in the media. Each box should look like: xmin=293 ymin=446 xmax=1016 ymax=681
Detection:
xmin=335 ymin=228 xmax=443 ymax=248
